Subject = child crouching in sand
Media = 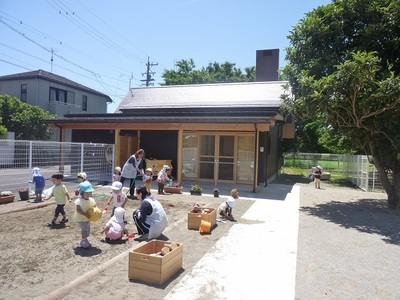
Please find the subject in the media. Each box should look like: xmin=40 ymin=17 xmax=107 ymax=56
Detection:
xmin=100 ymin=207 xmax=129 ymax=242
xmin=218 ymin=188 xmax=238 ymax=221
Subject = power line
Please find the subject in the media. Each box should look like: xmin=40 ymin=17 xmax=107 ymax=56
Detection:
xmin=46 ymin=0 xmax=145 ymax=62
xmin=0 ymin=17 xmax=135 ymax=85
xmin=74 ymin=0 xmax=149 ymax=61
xmin=0 ymin=10 xmax=136 ymax=78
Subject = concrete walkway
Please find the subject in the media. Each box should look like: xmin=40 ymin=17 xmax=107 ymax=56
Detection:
xmin=165 ymin=185 xmax=300 ymax=299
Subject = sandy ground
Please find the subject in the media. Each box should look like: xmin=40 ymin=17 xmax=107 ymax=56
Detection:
xmin=1 ymin=177 xmax=399 ymax=299
xmin=0 ymin=187 xmax=254 ymax=300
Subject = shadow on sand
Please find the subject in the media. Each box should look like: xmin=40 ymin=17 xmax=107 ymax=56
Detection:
xmin=74 ymin=246 xmax=102 ymax=257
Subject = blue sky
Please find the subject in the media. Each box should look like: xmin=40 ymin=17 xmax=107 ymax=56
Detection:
xmin=0 ymin=0 xmax=331 ymax=112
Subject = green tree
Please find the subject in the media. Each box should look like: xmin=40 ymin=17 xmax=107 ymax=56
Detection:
xmin=282 ymin=0 xmax=400 ymax=209
xmin=162 ymin=59 xmax=255 ymax=85
xmin=0 ymin=95 xmax=56 ymax=140
xmin=0 ymin=117 xmax=6 ymax=137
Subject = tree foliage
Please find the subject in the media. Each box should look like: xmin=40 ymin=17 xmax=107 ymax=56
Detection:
xmin=282 ymin=0 xmax=400 ymax=209
xmin=0 ymin=117 xmax=6 ymax=137
xmin=162 ymin=59 xmax=255 ymax=85
xmin=0 ymin=95 xmax=56 ymax=140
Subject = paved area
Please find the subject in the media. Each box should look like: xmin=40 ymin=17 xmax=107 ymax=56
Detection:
xmin=165 ymin=184 xmax=300 ymax=299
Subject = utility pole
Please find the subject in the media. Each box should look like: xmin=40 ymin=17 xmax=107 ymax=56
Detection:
xmin=50 ymin=48 xmax=54 ymax=72
xmin=141 ymin=56 xmax=158 ymax=86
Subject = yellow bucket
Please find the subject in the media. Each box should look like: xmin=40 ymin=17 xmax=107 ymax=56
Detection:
xmin=199 ymin=220 xmax=211 ymax=234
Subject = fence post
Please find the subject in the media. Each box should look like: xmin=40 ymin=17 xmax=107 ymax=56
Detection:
xmin=28 ymin=141 xmax=33 ymax=193
xmin=372 ymin=165 xmax=375 ymax=191
xmin=365 ymin=157 xmax=369 ymax=192
xmin=80 ymin=143 xmax=84 ymax=173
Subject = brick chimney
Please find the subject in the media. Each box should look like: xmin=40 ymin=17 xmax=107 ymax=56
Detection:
xmin=255 ymin=49 xmax=279 ymax=81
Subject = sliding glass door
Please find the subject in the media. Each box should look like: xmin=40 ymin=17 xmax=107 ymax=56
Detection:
xmin=182 ymin=132 xmax=254 ymax=184
xmin=199 ymin=134 xmax=235 ymax=184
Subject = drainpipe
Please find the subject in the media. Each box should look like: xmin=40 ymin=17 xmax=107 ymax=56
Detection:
xmin=264 ymin=132 xmax=269 ymax=187
xmin=253 ymin=124 xmax=258 ymax=193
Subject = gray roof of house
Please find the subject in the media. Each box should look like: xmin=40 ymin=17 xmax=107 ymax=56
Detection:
xmin=44 ymin=81 xmax=287 ymax=125
xmin=116 ymin=81 xmax=286 ymax=112
xmin=0 ymin=69 xmax=112 ymax=102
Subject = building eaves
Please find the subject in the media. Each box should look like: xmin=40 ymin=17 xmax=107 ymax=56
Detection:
xmin=45 ymin=115 xmax=277 ymax=124
xmin=44 ymin=108 xmax=283 ymax=124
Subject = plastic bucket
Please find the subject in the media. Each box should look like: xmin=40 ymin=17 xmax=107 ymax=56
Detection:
xmin=199 ymin=220 xmax=211 ymax=234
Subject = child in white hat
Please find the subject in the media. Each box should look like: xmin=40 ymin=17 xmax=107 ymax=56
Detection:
xmin=142 ymin=167 xmax=153 ymax=193
xmin=156 ymin=165 xmax=171 ymax=195
xmin=218 ymin=189 xmax=238 ymax=221
xmin=100 ymin=207 xmax=129 ymax=242
xmin=31 ymin=167 xmax=45 ymax=203
xmin=105 ymin=181 xmax=127 ymax=217
xmin=113 ymin=166 xmax=122 ymax=182
xmin=74 ymin=172 xmax=89 ymax=198
xmin=314 ymin=165 xmax=322 ymax=189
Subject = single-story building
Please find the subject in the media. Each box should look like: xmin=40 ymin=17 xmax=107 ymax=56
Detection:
xmin=46 ymin=81 xmax=294 ymax=191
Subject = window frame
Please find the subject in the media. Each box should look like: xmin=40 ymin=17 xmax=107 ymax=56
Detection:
xmin=20 ymin=84 xmax=27 ymax=102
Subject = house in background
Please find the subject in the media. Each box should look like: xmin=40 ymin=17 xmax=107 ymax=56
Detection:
xmin=46 ymin=81 xmax=293 ymax=189
xmin=44 ymin=49 xmax=295 ymax=190
xmin=0 ymin=69 xmax=112 ymax=141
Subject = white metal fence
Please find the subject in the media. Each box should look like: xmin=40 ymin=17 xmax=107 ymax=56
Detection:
xmin=284 ymin=152 xmax=383 ymax=192
xmin=0 ymin=139 xmax=115 ymax=196
xmin=342 ymin=155 xmax=383 ymax=192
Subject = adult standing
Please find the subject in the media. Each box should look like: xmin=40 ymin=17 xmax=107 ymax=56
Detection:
xmin=120 ymin=149 xmax=145 ymax=197
xmin=132 ymin=186 xmax=168 ymax=240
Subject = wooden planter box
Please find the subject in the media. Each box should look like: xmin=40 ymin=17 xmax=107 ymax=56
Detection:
xmin=0 ymin=194 xmax=15 ymax=204
xmin=129 ymin=240 xmax=183 ymax=285
xmin=187 ymin=207 xmax=216 ymax=230
xmin=164 ymin=186 xmax=183 ymax=194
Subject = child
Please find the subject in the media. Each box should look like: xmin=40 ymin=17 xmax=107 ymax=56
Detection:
xmin=43 ymin=173 xmax=71 ymax=226
xmin=73 ymin=181 xmax=97 ymax=248
xmin=314 ymin=165 xmax=322 ymax=189
xmin=100 ymin=207 xmax=129 ymax=242
xmin=142 ymin=167 xmax=153 ymax=193
xmin=218 ymin=188 xmax=238 ymax=221
xmin=156 ymin=165 xmax=171 ymax=195
xmin=105 ymin=181 xmax=127 ymax=217
xmin=31 ymin=167 xmax=45 ymax=203
xmin=74 ymin=172 xmax=88 ymax=197
xmin=113 ymin=166 xmax=121 ymax=182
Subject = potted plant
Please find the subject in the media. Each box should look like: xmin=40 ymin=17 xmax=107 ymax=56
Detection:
xmin=164 ymin=181 xmax=183 ymax=194
xmin=0 ymin=191 xmax=16 ymax=204
xmin=19 ymin=188 xmax=30 ymax=201
xmin=190 ymin=184 xmax=202 ymax=196
xmin=213 ymin=188 xmax=219 ymax=197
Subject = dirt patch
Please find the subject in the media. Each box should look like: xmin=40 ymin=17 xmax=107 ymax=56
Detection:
xmin=0 ymin=188 xmax=254 ymax=300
